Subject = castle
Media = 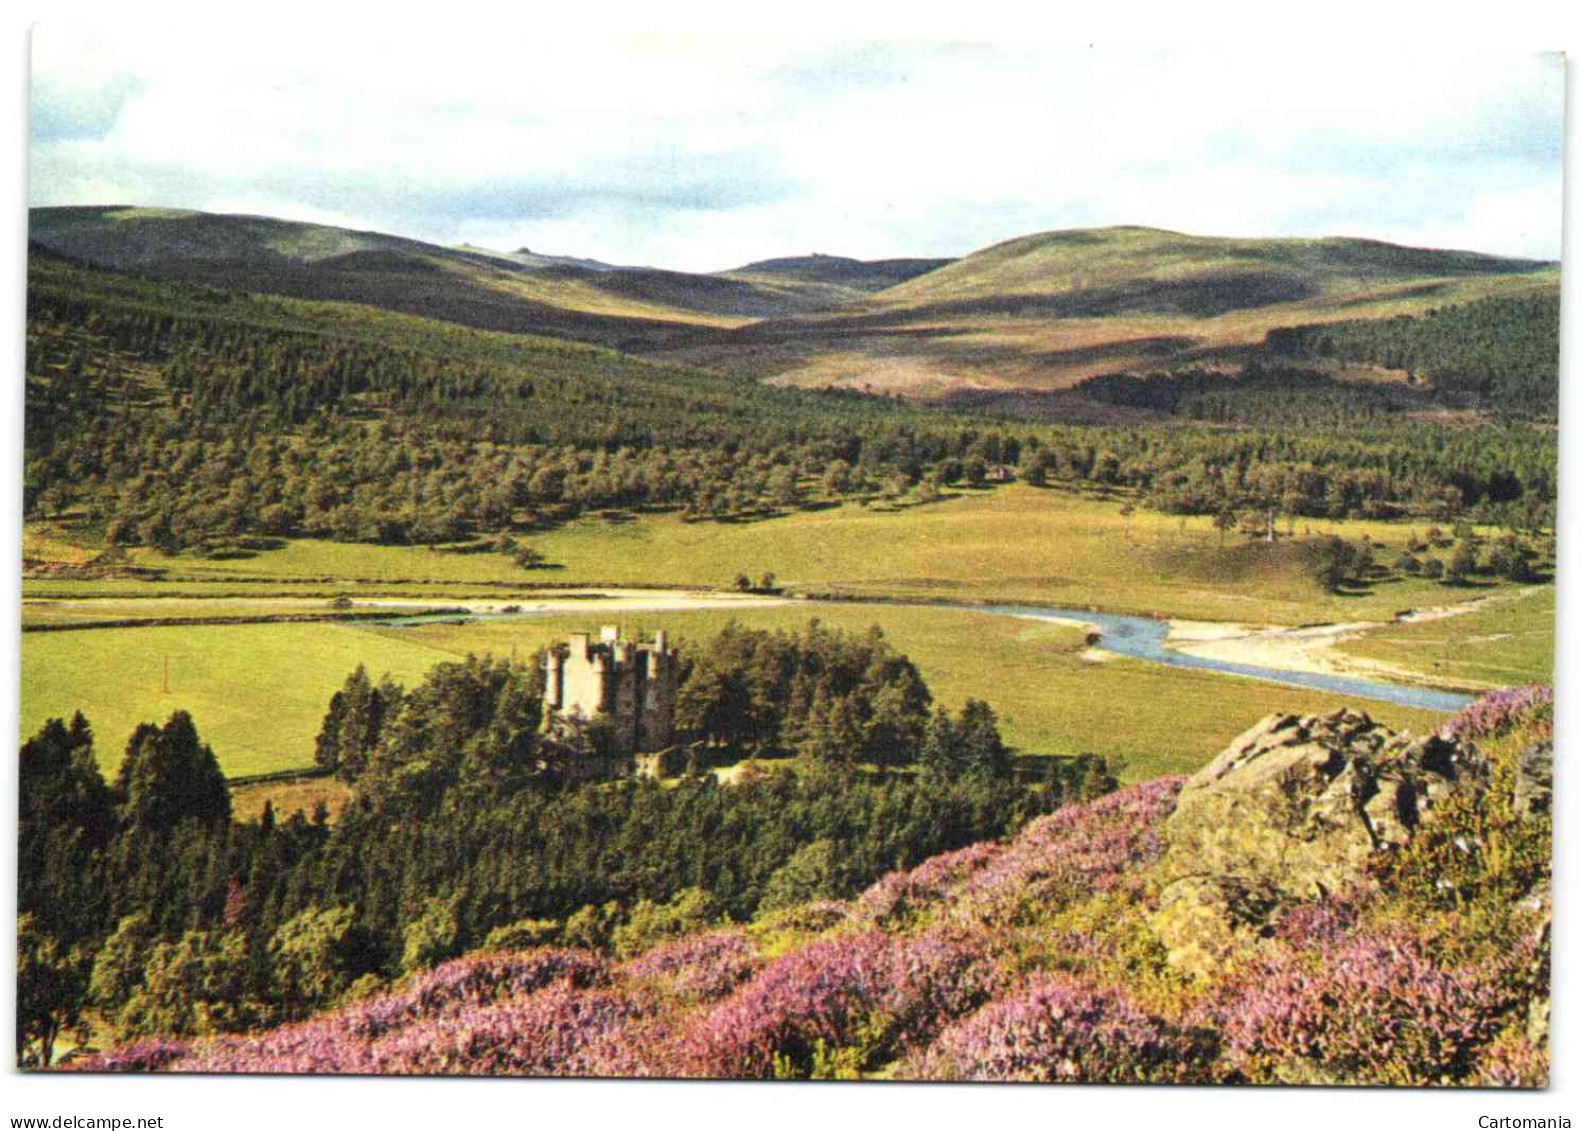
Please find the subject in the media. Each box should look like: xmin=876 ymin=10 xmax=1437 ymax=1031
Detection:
xmin=543 ymin=626 xmax=678 ymax=755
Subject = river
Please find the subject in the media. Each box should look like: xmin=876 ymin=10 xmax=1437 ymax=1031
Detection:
xmin=372 ymin=595 xmax=1474 ymax=714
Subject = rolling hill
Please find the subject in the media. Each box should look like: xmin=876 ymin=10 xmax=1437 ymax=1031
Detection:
xmin=454 ymin=244 xmax=633 ymax=273
xmin=29 ymin=208 xmax=1560 ymax=413
xmin=25 ymin=207 xmax=851 ymax=349
xmin=649 ymin=226 xmax=1560 ymax=403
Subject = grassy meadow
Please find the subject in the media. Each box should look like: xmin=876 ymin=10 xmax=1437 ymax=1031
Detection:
xmin=19 ymin=623 xmax=459 ymax=778
xmin=1334 ymin=586 xmax=1555 ymax=689
xmin=89 ymin=484 xmax=1544 ymax=625
xmin=230 ymin=776 xmax=353 ymax=824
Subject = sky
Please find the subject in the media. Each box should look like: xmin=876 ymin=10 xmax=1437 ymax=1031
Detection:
xmin=28 ymin=29 xmax=1568 ymax=272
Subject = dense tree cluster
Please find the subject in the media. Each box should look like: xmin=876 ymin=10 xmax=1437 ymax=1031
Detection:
xmin=917 ymin=699 xmax=1015 ymax=782
xmin=1074 ymin=362 xmax=1555 ymax=528
xmin=1265 ymin=292 xmax=1560 ymax=415
xmin=312 ymin=654 xmax=544 ymax=810
xmin=1137 ymin=429 xmax=1553 ymax=532
xmin=673 ymin=621 xmax=935 ymax=767
xmin=1306 ymin=525 xmax=1544 ymax=592
xmin=1078 ymin=362 xmax=1417 ymax=425
xmin=17 ymin=630 xmax=1111 ymax=1064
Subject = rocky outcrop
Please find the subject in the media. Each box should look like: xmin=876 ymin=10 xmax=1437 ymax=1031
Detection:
xmin=1526 ymin=904 xmax=1552 ymax=1050
xmin=1513 ymin=740 xmax=1553 ymax=821
xmin=1150 ymin=708 xmax=1487 ymax=976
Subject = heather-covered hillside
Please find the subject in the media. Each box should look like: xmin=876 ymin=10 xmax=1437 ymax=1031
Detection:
xmin=74 ymin=688 xmax=1552 ymax=1086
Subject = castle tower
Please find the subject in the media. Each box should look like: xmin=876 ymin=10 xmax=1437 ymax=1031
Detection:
xmin=639 ymin=629 xmax=676 ymax=750
xmin=543 ymin=625 xmax=678 ymax=755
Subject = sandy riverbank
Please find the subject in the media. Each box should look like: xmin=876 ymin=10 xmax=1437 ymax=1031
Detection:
xmin=1163 ymin=589 xmax=1530 ymax=692
xmin=1166 ymin=619 xmax=1403 ymax=679
xmin=26 ymin=589 xmax=796 ymax=620
xmin=348 ymin=590 xmax=796 ymax=616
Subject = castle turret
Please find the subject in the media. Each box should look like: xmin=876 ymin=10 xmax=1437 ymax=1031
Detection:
xmin=543 ymin=625 xmax=680 ymax=757
xmin=545 ymin=648 xmax=565 ymax=710
xmin=640 ymin=631 xmax=677 ymax=750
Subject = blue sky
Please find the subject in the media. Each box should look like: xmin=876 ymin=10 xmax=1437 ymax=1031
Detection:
xmin=29 ymin=31 xmax=1566 ymax=271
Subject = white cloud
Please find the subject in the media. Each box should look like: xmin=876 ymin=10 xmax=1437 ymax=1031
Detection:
xmin=29 ymin=28 xmax=1565 ymax=270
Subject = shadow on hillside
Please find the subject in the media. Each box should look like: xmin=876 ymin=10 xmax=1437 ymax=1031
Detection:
xmin=743 ymin=270 xmax=1322 ymax=339
xmin=1026 ymin=335 xmax=1203 ymax=368
xmin=1331 ymin=581 xmax=1378 ymax=598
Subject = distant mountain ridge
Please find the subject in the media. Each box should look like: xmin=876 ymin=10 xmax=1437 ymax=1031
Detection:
xmin=27 ymin=205 xmax=901 ymax=346
xmin=720 ymin=252 xmax=957 ymax=289
xmin=655 ymin=224 xmax=1560 ymax=400
xmin=30 ymin=206 xmax=483 ymax=269
xmin=878 ymin=225 xmax=1554 ymax=308
xmin=456 ymin=244 xmax=635 ymax=273
xmin=28 ymin=207 xmax=1560 ymax=411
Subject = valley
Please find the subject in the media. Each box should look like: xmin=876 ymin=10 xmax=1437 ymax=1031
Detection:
xmin=22 ymin=210 xmax=1556 ymax=807
xmin=19 ymin=203 xmax=1558 ymax=1087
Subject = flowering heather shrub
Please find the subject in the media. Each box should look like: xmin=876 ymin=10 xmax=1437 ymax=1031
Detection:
xmin=676 ymin=929 xmax=1002 ymax=1078
xmin=72 ymin=1038 xmax=190 ymax=1073
xmin=901 ymin=976 xmax=1214 ymax=1083
xmin=883 ymin=930 xmax=1008 ymax=1048
xmin=904 ymin=841 xmax=1007 ymax=893
xmin=1200 ymin=927 xmax=1532 ymax=1085
xmin=1473 ymin=1031 xmax=1549 ymax=1088
xmin=621 ymin=930 xmax=760 ymax=1002
xmin=354 ymin=986 xmax=652 ymax=1077
xmin=678 ymin=933 xmax=891 ymax=1077
xmin=171 ymin=949 xmax=612 ymax=1075
xmin=1271 ymin=896 xmax=1360 ymax=948
xmin=849 ymin=872 xmax=928 ymax=926
xmin=1439 ymin=685 xmax=1553 ymax=743
xmin=342 ymin=950 xmax=610 ymax=1039
xmin=186 ymin=984 xmax=654 ymax=1077
xmin=949 ymin=778 xmax=1183 ymax=926
xmin=850 ymin=841 xmax=1010 ymax=926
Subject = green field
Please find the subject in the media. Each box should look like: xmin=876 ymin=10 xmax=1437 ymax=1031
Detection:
xmin=21 ymin=601 xmax=1445 ymax=784
xmin=1334 ymin=587 xmax=1555 ymax=689
xmin=19 ymin=623 xmax=459 ymax=778
xmin=97 ymin=485 xmax=1539 ymax=626
xmin=21 ymin=597 xmax=397 ymax=628
xmin=123 ymin=539 xmax=534 ymax=584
